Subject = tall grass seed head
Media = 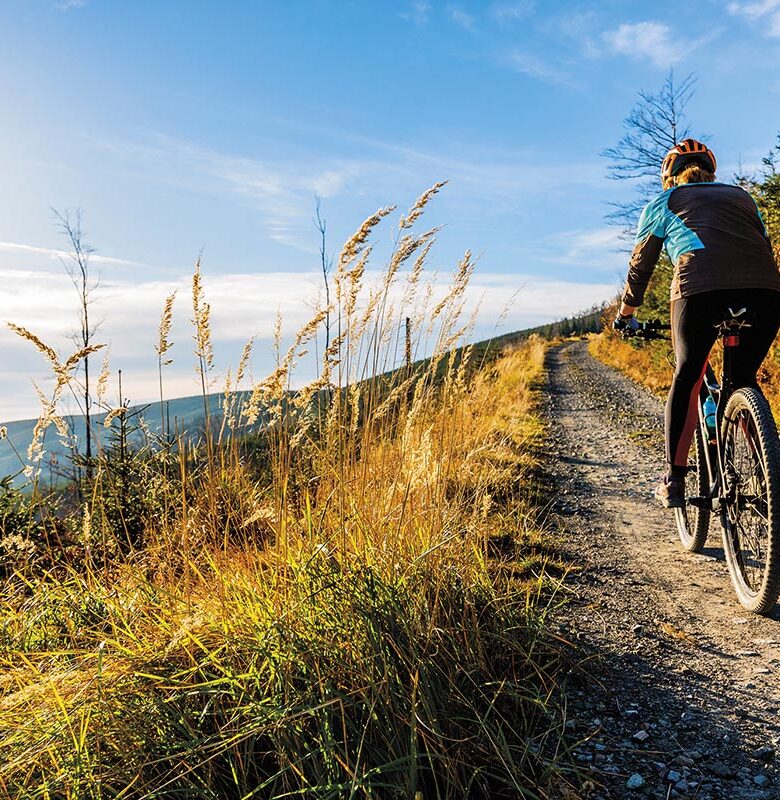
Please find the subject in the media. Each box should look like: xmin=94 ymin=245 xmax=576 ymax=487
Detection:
xmin=399 ymin=181 xmax=448 ymax=229
xmin=157 ymin=291 xmax=177 ymax=360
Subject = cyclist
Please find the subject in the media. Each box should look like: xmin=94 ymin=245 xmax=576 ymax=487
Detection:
xmin=613 ymin=139 xmax=780 ymax=508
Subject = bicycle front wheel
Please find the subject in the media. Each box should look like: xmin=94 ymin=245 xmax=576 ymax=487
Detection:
xmin=674 ymin=425 xmax=710 ymax=552
xmin=720 ymin=388 xmax=780 ymax=614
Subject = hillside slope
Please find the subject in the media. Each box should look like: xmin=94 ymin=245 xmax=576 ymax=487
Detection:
xmin=0 ymin=392 xmax=229 ymax=479
xmin=0 ymin=308 xmax=604 ymax=481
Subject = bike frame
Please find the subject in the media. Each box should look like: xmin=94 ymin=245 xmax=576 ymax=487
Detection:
xmin=695 ymin=323 xmax=744 ymax=512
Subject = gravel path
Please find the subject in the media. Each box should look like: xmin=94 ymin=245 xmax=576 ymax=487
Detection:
xmin=545 ymin=340 xmax=780 ymax=800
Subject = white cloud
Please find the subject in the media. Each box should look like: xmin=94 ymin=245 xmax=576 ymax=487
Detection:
xmin=728 ymin=0 xmax=780 ymax=36
xmin=601 ymin=21 xmax=720 ymax=66
xmin=97 ymin=134 xmax=362 ymax=252
xmin=97 ymin=128 xmax=608 ymax=254
xmin=555 ymin=227 xmax=629 ymax=269
xmin=448 ymin=7 xmax=476 ymax=29
xmin=562 ymin=227 xmax=625 ymax=253
xmin=507 ymin=50 xmax=575 ymax=87
xmin=728 ymin=0 xmax=780 ymax=17
xmin=57 ymin=0 xmax=87 ymax=9
xmin=0 ymin=241 xmax=145 ymax=269
xmin=550 ymin=11 xmax=602 ymax=59
xmin=602 ymin=22 xmax=682 ymax=67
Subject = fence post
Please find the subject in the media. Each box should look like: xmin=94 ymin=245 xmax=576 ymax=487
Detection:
xmin=405 ymin=317 xmax=412 ymax=372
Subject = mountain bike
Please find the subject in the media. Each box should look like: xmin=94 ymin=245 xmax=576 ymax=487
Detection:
xmin=629 ymin=311 xmax=780 ymax=614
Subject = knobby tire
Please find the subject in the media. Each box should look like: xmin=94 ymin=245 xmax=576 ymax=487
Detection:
xmin=720 ymin=388 xmax=780 ymax=614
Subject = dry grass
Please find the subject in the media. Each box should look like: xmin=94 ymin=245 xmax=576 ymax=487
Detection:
xmin=588 ymin=328 xmax=673 ymax=398
xmin=0 ymin=189 xmax=576 ymax=799
xmin=590 ymin=325 xmax=780 ymax=418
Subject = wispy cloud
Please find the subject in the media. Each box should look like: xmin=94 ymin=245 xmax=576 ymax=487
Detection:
xmin=555 ymin=227 xmax=629 ymax=268
xmin=507 ymin=50 xmax=575 ymax=88
xmin=490 ymin=2 xmax=534 ymax=23
xmin=728 ymin=0 xmax=780 ymax=36
xmin=448 ymin=6 xmax=476 ymax=30
xmin=56 ymin=0 xmax=87 ymax=10
xmin=96 ymin=134 xmax=362 ymax=251
xmin=602 ymin=22 xmax=683 ymax=66
xmin=562 ymin=227 xmax=625 ymax=253
xmin=550 ymin=10 xmax=602 ymax=59
xmin=95 ymin=125 xmax=607 ymax=256
xmin=400 ymin=1 xmax=431 ymax=25
xmin=0 ymin=240 xmax=145 ymax=268
xmin=312 ymin=128 xmax=608 ymax=203
xmin=190 ymin=146 xmax=356 ymax=247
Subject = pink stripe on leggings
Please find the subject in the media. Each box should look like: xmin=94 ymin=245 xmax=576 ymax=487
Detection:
xmin=673 ymin=362 xmax=707 ymax=467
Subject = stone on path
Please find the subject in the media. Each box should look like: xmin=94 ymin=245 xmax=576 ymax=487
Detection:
xmin=626 ymin=773 xmax=645 ymax=790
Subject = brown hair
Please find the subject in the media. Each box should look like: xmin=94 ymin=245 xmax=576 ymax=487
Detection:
xmin=663 ymin=164 xmax=716 ymax=190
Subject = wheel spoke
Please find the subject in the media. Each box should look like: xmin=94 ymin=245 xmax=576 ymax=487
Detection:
xmin=724 ymin=407 xmax=770 ymax=594
xmin=676 ymin=426 xmax=710 ymax=552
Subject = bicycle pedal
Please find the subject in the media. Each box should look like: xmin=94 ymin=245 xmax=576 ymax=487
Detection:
xmin=688 ymin=496 xmax=712 ymax=510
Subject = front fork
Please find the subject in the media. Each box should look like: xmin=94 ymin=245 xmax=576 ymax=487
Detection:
xmin=705 ymin=333 xmax=739 ymax=512
xmin=699 ymin=376 xmax=722 ymax=512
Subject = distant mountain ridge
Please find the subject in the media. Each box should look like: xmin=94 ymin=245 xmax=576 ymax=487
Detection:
xmin=0 ymin=391 xmax=248 ymax=481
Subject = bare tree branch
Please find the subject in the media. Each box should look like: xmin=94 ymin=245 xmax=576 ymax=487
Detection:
xmin=602 ymin=71 xmax=704 ymax=229
xmin=52 ymin=207 xmax=99 ymax=479
xmin=314 ymin=195 xmax=333 ymax=355
xmin=602 ymin=72 xmax=697 ymax=180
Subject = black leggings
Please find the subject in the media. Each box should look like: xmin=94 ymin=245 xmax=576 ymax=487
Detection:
xmin=667 ymin=288 xmax=780 ymax=470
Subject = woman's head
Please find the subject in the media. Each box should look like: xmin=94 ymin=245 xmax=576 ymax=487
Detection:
xmin=665 ymin=163 xmax=716 ymax=189
xmin=661 ymin=139 xmax=717 ymax=190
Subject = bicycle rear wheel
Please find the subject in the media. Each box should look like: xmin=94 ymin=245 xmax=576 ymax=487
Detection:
xmin=720 ymin=388 xmax=780 ymax=614
xmin=674 ymin=425 xmax=710 ymax=552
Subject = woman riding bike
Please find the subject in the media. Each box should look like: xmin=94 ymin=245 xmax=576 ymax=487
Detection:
xmin=614 ymin=139 xmax=780 ymax=508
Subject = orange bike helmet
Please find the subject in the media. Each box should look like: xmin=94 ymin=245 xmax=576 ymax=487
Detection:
xmin=661 ymin=138 xmax=717 ymax=184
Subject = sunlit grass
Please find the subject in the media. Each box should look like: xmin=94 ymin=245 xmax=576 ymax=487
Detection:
xmin=590 ymin=322 xmax=780 ymax=419
xmin=0 ymin=188 xmax=575 ymax=799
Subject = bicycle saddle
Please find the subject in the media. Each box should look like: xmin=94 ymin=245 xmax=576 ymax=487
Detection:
xmin=715 ymin=307 xmax=754 ymax=331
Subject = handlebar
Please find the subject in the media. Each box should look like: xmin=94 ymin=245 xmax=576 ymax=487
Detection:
xmin=622 ymin=319 xmax=671 ymax=341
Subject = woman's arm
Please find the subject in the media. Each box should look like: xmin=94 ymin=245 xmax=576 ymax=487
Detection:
xmin=622 ymin=195 xmax=667 ymax=308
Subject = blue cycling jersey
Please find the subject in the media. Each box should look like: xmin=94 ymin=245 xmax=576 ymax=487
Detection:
xmin=622 ymin=182 xmax=779 ymax=306
xmin=635 ymin=186 xmax=705 ymax=264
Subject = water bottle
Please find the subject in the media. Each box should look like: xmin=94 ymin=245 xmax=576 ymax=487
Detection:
xmin=703 ymin=395 xmax=717 ymax=438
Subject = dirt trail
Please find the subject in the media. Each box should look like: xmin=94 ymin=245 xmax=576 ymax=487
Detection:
xmin=545 ymin=340 xmax=780 ymax=800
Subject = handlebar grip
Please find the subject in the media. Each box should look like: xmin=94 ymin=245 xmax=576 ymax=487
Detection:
xmin=620 ymin=320 xmax=670 ymax=340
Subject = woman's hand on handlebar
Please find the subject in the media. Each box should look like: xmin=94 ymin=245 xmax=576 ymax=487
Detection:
xmin=616 ymin=318 xmax=671 ymax=340
xmin=613 ymin=313 xmax=640 ymax=334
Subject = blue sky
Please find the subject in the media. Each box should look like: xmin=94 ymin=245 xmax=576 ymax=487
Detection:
xmin=1 ymin=0 xmax=779 ymax=419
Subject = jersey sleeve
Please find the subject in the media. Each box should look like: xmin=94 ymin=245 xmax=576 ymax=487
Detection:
xmin=622 ymin=196 xmax=667 ymax=307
